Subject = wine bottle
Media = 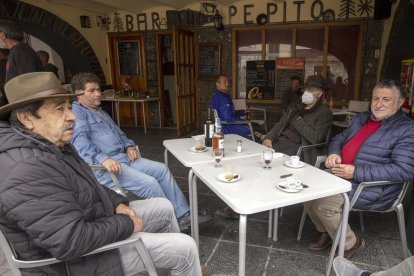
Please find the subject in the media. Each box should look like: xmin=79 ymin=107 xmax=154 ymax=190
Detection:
xmin=212 ymin=118 xmax=224 ymax=156
xmin=204 ymin=108 xmax=213 ymax=147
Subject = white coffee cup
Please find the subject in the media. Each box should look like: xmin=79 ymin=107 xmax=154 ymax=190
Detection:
xmin=286 ymin=177 xmax=301 ymax=188
xmin=290 ymin=155 xmax=300 ymax=167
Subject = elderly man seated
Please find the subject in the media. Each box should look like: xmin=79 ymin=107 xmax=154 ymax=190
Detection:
xmin=303 ymin=80 xmax=414 ymax=258
xmin=0 ymin=72 xmax=202 ymax=275
xmin=70 ymin=73 xmax=191 ymax=229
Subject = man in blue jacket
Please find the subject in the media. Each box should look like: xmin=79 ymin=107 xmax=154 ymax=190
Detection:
xmin=70 ymin=73 xmax=191 ymax=229
xmin=210 ymin=74 xmax=251 ymax=136
xmin=303 ymin=80 xmax=414 ymax=258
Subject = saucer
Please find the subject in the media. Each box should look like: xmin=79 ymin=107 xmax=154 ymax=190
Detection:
xmin=273 ymin=152 xmax=283 ymax=158
xmin=217 ymin=172 xmax=240 ymax=183
xmin=277 ymin=182 xmax=303 ymax=193
xmin=190 ymin=146 xmax=207 ymax=153
xmin=284 ymin=160 xmax=305 ymax=168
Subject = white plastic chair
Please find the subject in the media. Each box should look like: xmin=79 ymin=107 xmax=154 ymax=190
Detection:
xmin=0 ymin=230 xmax=157 ymax=276
xmin=332 ymin=100 xmax=370 ymax=128
xmin=90 ymin=164 xmax=127 ymax=196
xmin=232 ymin=99 xmax=268 ymax=132
xmin=297 ymin=179 xmax=412 ymax=259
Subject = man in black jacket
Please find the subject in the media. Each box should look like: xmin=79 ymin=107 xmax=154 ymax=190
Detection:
xmin=0 ymin=72 xmax=202 ymax=275
xmin=0 ymin=19 xmax=43 ymax=82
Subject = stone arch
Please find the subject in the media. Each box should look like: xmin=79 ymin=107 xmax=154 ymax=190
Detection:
xmin=0 ymin=0 xmax=106 ymax=83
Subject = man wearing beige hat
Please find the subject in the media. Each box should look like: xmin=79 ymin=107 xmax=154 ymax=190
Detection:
xmin=0 ymin=72 xmax=202 ymax=275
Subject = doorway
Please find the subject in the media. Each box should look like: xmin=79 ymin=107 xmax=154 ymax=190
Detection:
xmin=157 ymin=29 xmax=197 ymax=136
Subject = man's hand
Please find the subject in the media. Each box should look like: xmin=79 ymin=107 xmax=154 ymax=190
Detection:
xmin=262 ymin=138 xmax=272 ymax=148
xmin=331 ymin=164 xmax=355 ymax=180
xmin=116 ymin=204 xmax=143 ymax=232
xmin=102 ymin=158 xmax=122 ymax=173
xmin=325 ymin=154 xmax=342 ymax=168
xmin=126 ymin=146 xmax=139 ymax=161
xmin=115 ymin=203 xmax=136 ymax=217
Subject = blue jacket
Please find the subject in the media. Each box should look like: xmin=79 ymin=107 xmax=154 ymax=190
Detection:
xmin=210 ymin=89 xmax=250 ymax=136
xmin=329 ymin=110 xmax=414 ymax=210
xmin=71 ymin=101 xmax=135 ymax=165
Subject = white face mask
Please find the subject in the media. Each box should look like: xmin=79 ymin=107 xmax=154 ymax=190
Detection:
xmin=302 ymin=91 xmax=315 ymax=104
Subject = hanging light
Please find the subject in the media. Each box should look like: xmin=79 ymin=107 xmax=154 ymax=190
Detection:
xmin=213 ymin=11 xmax=224 ymax=31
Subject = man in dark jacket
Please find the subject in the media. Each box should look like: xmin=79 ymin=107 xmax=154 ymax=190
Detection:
xmin=0 ymin=19 xmax=43 ymax=82
xmin=262 ymin=75 xmax=332 ymax=165
xmin=303 ymin=80 xmax=414 ymax=259
xmin=0 ymin=72 xmax=202 ymax=275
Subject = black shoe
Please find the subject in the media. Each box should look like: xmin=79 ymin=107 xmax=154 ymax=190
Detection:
xmin=178 ymin=212 xmax=191 ymax=230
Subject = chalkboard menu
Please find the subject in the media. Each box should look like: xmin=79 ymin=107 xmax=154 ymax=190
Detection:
xmin=117 ymin=40 xmax=141 ymax=76
xmin=275 ymin=57 xmax=305 ymax=98
xmin=246 ymin=60 xmax=275 ymax=100
xmin=198 ymin=44 xmax=220 ymax=79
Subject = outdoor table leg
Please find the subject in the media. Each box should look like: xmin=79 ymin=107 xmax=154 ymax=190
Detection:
xmin=190 ymin=170 xmax=199 ymax=248
xmin=141 ymin=102 xmax=147 ymax=134
xmin=239 ymin=214 xmax=247 ymax=276
xmin=133 ymin=102 xmax=137 ymax=127
xmin=326 ymin=192 xmax=350 ymax=276
xmin=115 ymin=101 xmax=120 ymax=127
xmin=158 ymin=100 xmax=162 ymax=128
xmin=164 ymin=148 xmax=169 ymax=167
xmin=272 ymin=209 xmax=278 ymax=241
xmin=268 ymin=210 xmax=273 ymax=239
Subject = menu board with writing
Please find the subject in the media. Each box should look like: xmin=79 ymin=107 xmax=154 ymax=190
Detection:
xmin=246 ymin=60 xmax=275 ymax=100
xmin=275 ymin=57 xmax=305 ymax=98
xmin=198 ymin=44 xmax=220 ymax=79
xmin=117 ymin=40 xmax=141 ymax=76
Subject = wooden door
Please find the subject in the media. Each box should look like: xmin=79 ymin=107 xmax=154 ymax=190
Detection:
xmin=173 ymin=29 xmax=197 ymax=136
xmin=108 ymin=33 xmax=146 ymax=125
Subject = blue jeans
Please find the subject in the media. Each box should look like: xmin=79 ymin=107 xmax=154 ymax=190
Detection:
xmin=95 ymin=157 xmax=189 ymax=219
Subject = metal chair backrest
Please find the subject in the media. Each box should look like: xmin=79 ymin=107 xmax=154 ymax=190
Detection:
xmin=232 ymin=99 xmax=247 ymax=111
xmin=89 ymin=164 xmax=127 ymax=196
xmin=348 ymin=100 xmax=370 ymax=113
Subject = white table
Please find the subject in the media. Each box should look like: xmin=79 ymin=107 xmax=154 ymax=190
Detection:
xmin=163 ymin=134 xmax=271 ymax=240
xmin=101 ymin=97 xmax=161 ymax=134
xmin=190 ymin=155 xmax=351 ymax=276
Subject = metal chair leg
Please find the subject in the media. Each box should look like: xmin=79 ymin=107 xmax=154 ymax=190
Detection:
xmin=297 ymin=209 xmax=307 ymax=241
xmin=279 ymin=207 xmax=284 ymax=217
xmin=359 ymin=211 xmax=365 ymax=232
xmin=272 ymin=208 xmax=279 ymax=242
xmin=268 ymin=210 xmax=273 ymax=239
xmin=395 ymin=204 xmax=411 ymax=259
xmin=134 ymin=238 xmax=157 ymax=276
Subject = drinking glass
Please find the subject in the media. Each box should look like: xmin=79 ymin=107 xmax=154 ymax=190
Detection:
xmin=262 ymin=150 xmax=273 ymax=170
xmin=213 ymin=149 xmax=224 ymax=168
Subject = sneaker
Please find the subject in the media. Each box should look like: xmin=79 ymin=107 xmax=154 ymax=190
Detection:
xmin=333 ymin=256 xmax=370 ymax=276
xmin=178 ymin=212 xmax=191 ymax=230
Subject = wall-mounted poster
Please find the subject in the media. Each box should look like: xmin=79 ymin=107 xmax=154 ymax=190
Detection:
xmin=117 ymin=40 xmax=141 ymax=76
xmin=198 ymin=44 xmax=220 ymax=79
xmin=275 ymin=57 xmax=305 ymax=99
xmin=246 ymin=60 xmax=275 ymax=100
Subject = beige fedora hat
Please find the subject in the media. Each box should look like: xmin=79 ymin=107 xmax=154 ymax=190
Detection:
xmin=0 ymin=72 xmax=82 ymax=120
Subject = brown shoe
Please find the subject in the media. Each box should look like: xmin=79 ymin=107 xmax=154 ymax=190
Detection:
xmin=201 ymin=264 xmax=211 ymax=276
xmin=325 ymin=236 xmax=365 ymax=259
xmin=307 ymin=232 xmax=332 ymax=251
xmin=215 ymin=206 xmax=240 ymax=219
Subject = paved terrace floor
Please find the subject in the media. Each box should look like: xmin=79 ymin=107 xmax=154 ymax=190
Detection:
xmin=0 ymin=127 xmax=409 ymax=275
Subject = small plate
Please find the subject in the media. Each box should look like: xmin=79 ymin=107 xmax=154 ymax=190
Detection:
xmin=190 ymin=146 xmax=207 ymax=153
xmin=277 ymin=182 xmax=303 ymax=193
xmin=217 ymin=172 xmax=240 ymax=183
xmin=273 ymin=152 xmax=283 ymax=158
xmin=284 ymin=160 xmax=306 ymax=168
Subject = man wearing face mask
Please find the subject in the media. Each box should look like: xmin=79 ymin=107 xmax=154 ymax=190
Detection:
xmin=262 ymin=75 xmax=333 ymax=165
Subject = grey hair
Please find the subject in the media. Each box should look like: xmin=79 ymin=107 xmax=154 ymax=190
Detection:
xmin=374 ymin=80 xmax=404 ymax=99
